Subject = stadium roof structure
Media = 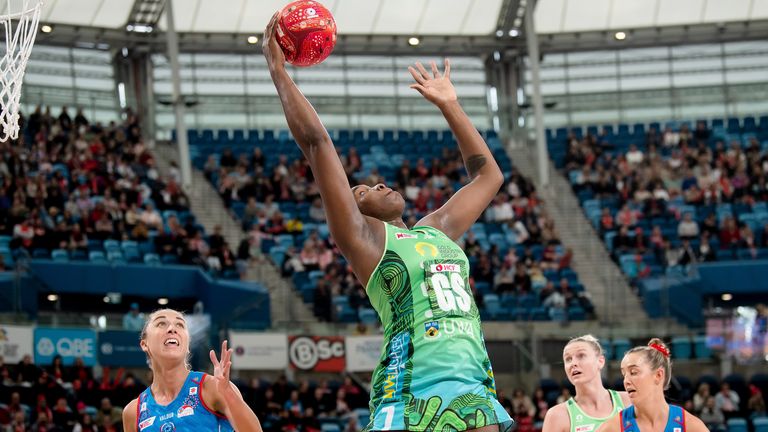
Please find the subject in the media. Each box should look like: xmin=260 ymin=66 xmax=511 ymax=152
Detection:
xmin=14 ymin=0 xmax=768 ymax=55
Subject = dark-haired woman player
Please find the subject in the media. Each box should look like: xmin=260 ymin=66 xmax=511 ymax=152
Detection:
xmin=264 ymin=11 xmax=512 ymax=432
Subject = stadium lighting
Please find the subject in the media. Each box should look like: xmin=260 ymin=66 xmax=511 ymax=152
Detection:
xmin=158 ymin=297 xmax=169 ymax=305
xmin=247 ymin=35 xmax=259 ymax=44
xmin=103 ymin=296 xmax=111 ymax=303
xmin=509 ymin=29 xmax=520 ymax=37
xmin=40 ymin=24 xmax=53 ymax=33
xmin=614 ymin=31 xmax=627 ymax=41
xmin=47 ymin=294 xmax=58 ymax=302
xmin=126 ymin=24 xmax=153 ymax=33
xmin=495 ymin=29 xmax=504 ymax=38
xmin=408 ymin=37 xmax=420 ymax=46
xmin=721 ymin=293 xmax=733 ymax=301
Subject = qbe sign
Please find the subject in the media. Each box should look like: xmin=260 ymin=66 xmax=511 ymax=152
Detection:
xmin=34 ymin=328 xmax=97 ymax=366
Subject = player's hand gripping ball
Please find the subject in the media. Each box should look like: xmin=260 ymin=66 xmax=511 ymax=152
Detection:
xmin=276 ymin=0 xmax=337 ymax=67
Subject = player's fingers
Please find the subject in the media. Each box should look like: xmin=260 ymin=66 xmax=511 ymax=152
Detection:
xmin=415 ymin=62 xmax=431 ymax=80
xmin=209 ymin=349 xmax=219 ymax=368
xmin=430 ymin=61 xmax=439 ymax=79
xmin=410 ymin=84 xmax=427 ymax=96
xmin=408 ymin=67 xmax=425 ymax=85
xmin=266 ymin=11 xmax=279 ymax=36
xmin=444 ymin=58 xmax=451 ymax=78
xmin=224 ymin=361 xmax=231 ymax=380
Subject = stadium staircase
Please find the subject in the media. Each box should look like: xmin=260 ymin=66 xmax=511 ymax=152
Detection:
xmin=152 ymin=142 xmax=319 ymax=329
xmin=505 ymin=143 xmax=655 ymax=326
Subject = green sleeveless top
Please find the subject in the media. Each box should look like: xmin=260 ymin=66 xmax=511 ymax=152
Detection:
xmin=363 ymin=222 xmax=512 ymax=431
xmin=566 ymin=389 xmax=625 ymax=432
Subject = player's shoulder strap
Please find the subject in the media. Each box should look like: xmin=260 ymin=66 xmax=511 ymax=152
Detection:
xmin=609 ymin=389 xmax=625 ymax=411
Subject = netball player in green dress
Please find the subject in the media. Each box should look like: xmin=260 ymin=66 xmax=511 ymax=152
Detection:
xmin=264 ymin=12 xmax=513 ymax=432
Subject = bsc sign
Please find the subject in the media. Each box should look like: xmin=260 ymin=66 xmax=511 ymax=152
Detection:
xmin=288 ymin=336 xmax=345 ymax=372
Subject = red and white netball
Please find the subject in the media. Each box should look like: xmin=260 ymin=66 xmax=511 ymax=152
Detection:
xmin=275 ymin=0 xmax=337 ymax=67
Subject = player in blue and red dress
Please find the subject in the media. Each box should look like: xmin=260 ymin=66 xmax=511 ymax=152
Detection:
xmin=597 ymin=338 xmax=707 ymax=432
xmin=121 ymin=309 xmax=262 ymax=432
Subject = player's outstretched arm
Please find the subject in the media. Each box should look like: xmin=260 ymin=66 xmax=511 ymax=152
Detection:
xmin=205 ymin=341 xmax=263 ymax=432
xmin=414 ymin=59 xmax=504 ymax=241
xmin=263 ymin=12 xmax=382 ymax=284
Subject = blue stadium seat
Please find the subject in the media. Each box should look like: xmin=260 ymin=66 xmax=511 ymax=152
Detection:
xmin=671 ymin=336 xmax=691 ymax=360
xmin=103 ymin=239 xmax=120 ymax=252
xmin=89 ymin=251 xmax=106 ymax=263
xmin=754 ymin=417 xmax=768 ymax=432
xmin=727 ymin=418 xmax=748 ymax=432
xmin=107 ymin=250 xmax=125 ymax=263
xmin=143 ymin=253 xmax=161 ymax=266
xmin=32 ymin=248 xmax=49 ymax=259
xmin=358 ymin=308 xmax=378 ymax=325
xmin=612 ymin=339 xmax=631 ymax=359
xmin=52 ymin=249 xmax=69 ymax=262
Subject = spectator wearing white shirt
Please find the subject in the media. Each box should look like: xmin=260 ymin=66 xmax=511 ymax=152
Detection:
xmin=626 ymin=144 xmax=644 ymax=165
xmin=714 ymin=382 xmax=740 ymax=419
xmin=122 ymin=303 xmax=144 ymax=331
xmin=140 ymin=203 xmax=163 ymax=231
xmin=492 ymin=194 xmax=514 ymax=223
xmin=678 ymin=212 xmax=700 ymax=240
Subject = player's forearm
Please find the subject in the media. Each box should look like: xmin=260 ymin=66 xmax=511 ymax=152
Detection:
xmin=270 ymin=67 xmax=332 ymax=152
xmin=223 ymin=392 xmax=263 ymax=432
xmin=438 ymin=100 xmax=502 ymax=182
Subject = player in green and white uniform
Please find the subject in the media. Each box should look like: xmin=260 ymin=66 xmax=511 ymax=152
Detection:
xmin=364 ymin=223 xmax=510 ymax=431
xmin=264 ymin=14 xmax=512 ymax=431
xmin=543 ymin=335 xmax=631 ymax=432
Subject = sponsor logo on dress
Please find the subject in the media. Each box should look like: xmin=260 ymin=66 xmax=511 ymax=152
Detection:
xmin=674 ymin=428 xmax=681 ymax=432
xmin=161 ymin=422 xmax=176 ymax=432
xmin=424 ymin=321 xmax=440 ymax=338
xmin=140 ymin=402 xmax=147 ymax=412
xmin=423 ymin=319 xmax=473 ymax=340
xmin=430 ymin=263 xmax=460 ymax=273
xmin=395 ymin=232 xmax=416 ymax=240
xmin=576 ymin=425 xmax=594 ymax=432
xmin=383 ymin=332 xmax=409 ymax=400
xmin=177 ymin=405 xmax=194 ymax=418
xmin=189 ymin=386 xmax=198 ymax=395
xmin=159 ymin=413 xmax=174 ymax=421
xmin=139 ymin=416 xmax=156 ymax=430
xmin=415 ymin=242 xmax=438 ymax=257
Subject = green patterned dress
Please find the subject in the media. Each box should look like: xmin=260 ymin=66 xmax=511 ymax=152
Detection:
xmin=363 ymin=222 xmax=513 ymax=432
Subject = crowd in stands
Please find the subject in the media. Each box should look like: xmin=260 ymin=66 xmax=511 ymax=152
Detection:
xmin=197 ymin=129 xmax=593 ymax=323
xmin=0 ymin=354 xmax=142 ymax=432
xmin=4 ymin=350 xmax=764 ymax=432
xmin=549 ymin=116 xmax=768 ymax=282
xmin=0 ymin=106 xmax=239 ymax=278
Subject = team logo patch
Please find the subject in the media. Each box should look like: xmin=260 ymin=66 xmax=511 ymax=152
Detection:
xmin=140 ymin=402 xmax=147 ymax=412
xmin=424 ymin=321 xmax=440 ymax=338
xmin=189 ymin=386 xmax=198 ymax=395
xmin=673 ymin=428 xmax=681 ymax=432
xmin=395 ymin=232 xmax=416 ymax=240
xmin=430 ymin=263 xmax=460 ymax=273
xmin=138 ymin=416 xmax=156 ymax=430
xmin=177 ymin=405 xmax=194 ymax=418
xmin=576 ymin=425 xmax=594 ymax=432
xmin=415 ymin=242 xmax=438 ymax=257
xmin=161 ymin=422 xmax=176 ymax=432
